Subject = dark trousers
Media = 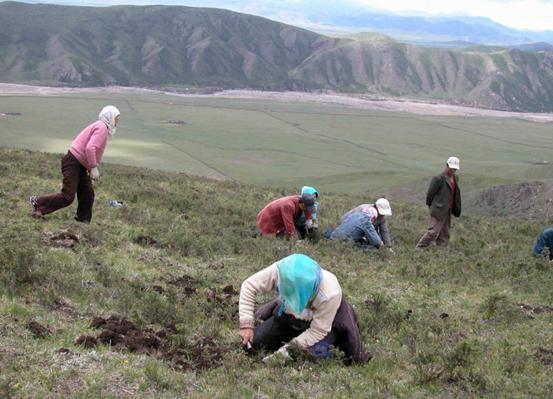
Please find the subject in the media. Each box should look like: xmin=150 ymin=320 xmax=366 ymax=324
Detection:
xmin=35 ymin=151 xmax=95 ymax=222
xmin=252 ymin=298 xmax=370 ymax=363
xmin=252 ymin=312 xmax=337 ymax=358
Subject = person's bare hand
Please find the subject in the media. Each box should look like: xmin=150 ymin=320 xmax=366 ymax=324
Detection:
xmin=240 ymin=328 xmax=254 ymax=345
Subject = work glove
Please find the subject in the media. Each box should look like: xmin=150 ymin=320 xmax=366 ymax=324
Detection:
xmin=306 ymin=219 xmax=313 ymax=229
xmin=262 ymin=345 xmax=290 ymax=363
xmin=90 ymin=167 xmax=100 ymax=180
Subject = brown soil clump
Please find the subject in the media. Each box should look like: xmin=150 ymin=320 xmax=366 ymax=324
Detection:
xmin=536 ymin=347 xmax=553 ymax=367
xmin=134 ymin=235 xmax=158 ymax=246
xmin=519 ymin=303 xmax=553 ymax=315
xmin=52 ymin=298 xmax=79 ymax=319
xmin=164 ymin=336 xmax=229 ymax=371
xmin=27 ymin=320 xmax=51 ymax=338
xmin=75 ymin=335 xmax=98 ymax=348
xmin=77 ymin=316 xmax=228 ymax=372
xmin=42 ymin=230 xmax=80 ymax=248
xmin=169 ymin=275 xmax=198 ymax=297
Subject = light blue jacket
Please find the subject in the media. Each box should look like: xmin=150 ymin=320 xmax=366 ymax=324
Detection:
xmin=329 ymin=211 xmax=383 ymax=248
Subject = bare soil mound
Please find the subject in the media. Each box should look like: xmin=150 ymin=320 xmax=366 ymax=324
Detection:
xmin=464 ymin=181 xmax=553 ymax=219
xmin=75 ymin=316 xmax=229 ymax=371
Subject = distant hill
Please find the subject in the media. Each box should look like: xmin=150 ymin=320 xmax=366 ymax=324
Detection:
xmin=2 ymin=2 xmax=553 ymax=112
xmin=23 ymin=0 xmax=553 ymax=46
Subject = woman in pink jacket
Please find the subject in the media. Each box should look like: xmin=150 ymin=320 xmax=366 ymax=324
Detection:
xmin=30 ymin=106 xmax=121 ymax=223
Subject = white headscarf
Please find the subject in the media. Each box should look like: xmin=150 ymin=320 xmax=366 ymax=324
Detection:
xmin=98 ymin=105 xmax=120 ymax=137
xmin=359 ymin=204 xmax=378 ymax=223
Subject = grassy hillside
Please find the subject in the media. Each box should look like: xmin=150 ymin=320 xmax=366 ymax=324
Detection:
xmin=1 ymin=148 xmax=552 ymax=398
xmin=2 ymin=2 xmax=553 ymax=111
xmin=1 ymin=92 xmax=552 ymax=197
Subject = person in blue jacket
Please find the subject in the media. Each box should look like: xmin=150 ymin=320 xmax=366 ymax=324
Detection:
xmin=533 ymin=227 xmax=553 ymax=260
xmin=326 ymin=199 xmax=393 ymax=251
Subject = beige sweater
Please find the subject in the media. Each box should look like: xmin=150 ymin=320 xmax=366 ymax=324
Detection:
xmin=239 ymin=261 xmax=342 ymax=348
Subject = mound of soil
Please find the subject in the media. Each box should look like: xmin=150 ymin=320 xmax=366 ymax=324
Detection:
xmin=26 ymin=320 xmax=51 ymax=338
xmin=75 ymin=335 xmax=98 ymax=348
xmin=169 ymin=275 xmax=198 ymax=297
xmin=134 ymin=235 xmax=158 ymax=246
xmin=205 ymin=286 xmax=239 ymax=321
xmin=89 ymin=316 xmax=161 ymax=354
xmin=519 ymin=303 xmax=553 ymax=315
xmin=536 ymin=347 xmax=553 ymax=367
xmin=464 ymin=181 xmax=553 ymax=219
xmin=163 ymin=336 xmax=229 ymax=371
xmin=42 ymin=230 xmax=80 ymax=248
xmin=51 ymin=298 xmax=79 ymax=319
xmin=75 ymin=316 xmax=228 ymax=371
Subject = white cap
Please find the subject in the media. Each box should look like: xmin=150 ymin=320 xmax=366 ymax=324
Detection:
xmin=375 ymin=198 xmax=392 ymax=216
xmin=447 ymin=156 xmax=460 ymax=170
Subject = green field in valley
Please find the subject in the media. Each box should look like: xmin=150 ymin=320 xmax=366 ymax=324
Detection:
xmin=1 ymin=92 xmax=552 ymax=195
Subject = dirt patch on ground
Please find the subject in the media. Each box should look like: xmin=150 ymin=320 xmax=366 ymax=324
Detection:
xmin=168 ymin=275 xmax=198 ymax=297
xmin=75 ymin=316 xmax=228 ymax=371
xmin=536 ymin=347 xmax=553 ymax=367
xmin=51 ymin=298 xmax=80 ymax=320
xmin=519 ymin=303 xmax=553 ymax=315
xmin=464 ymin=181 xmax=553 ymax=219
xmin=27 ymin=320 xmax=51 ymax=338
xmin=163 ymin=335 xmax=228 ymax=371
xmin=42 ymin=230 xmax=80 ymax=248
xmin=205 ymin=286 xmax=240 ymax=321
xmin=134 ymin=235 xmax=158 ymax=246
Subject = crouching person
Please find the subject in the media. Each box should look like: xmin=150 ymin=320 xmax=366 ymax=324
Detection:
xmin=256 ymin=193 xmax=317 ymax=241
xmin=326 ymin=199 xmax=393 ymax=251
xmin=238 ymin=253 xmax=371 ymax=364
xmin=533 ymin=227 xmax=553 ymax=261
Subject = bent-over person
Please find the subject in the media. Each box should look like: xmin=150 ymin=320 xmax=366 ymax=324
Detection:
xmin=239 ymin=253 xmax=370 ymax=364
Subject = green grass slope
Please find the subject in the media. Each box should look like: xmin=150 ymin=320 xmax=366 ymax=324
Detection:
xmin=1 ymin=148 xmax=552 ymax=398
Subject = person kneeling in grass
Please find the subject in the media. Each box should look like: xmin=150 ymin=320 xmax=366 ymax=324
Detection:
xmin=238 ymin=253 xmax=371 ymax=364
xmin=326 ymin=198 xmax=393 ymax=252
xmin=30 ymin=106 xmax=121 ymax=223
xmin=256 ymin=193 xmax=317 ymax=241
xmin=533 ymin=227 xmax=553 ymax=261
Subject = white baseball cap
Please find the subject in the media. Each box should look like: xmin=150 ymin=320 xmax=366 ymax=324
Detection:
xmin=447 ymin=156 xmax=460 ymax=170
xmin=375 ymin=198 xmax=392 ymax=216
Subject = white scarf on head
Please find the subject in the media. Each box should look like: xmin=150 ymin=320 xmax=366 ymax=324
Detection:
xmin=98 ymin=105 xmax=120 ymax=137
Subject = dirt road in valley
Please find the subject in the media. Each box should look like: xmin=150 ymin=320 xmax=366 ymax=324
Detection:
xmin=1 ymin=83 xmax=553 ymax=122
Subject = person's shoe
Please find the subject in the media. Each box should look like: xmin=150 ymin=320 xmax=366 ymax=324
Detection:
xmin=74 ymin=216 xmax=90 ymax=224
xmin=30 ymin=196 xmax=42 ymax=219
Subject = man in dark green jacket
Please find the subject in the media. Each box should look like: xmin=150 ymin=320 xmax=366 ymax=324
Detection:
xmin=416 ymin=157 xmax=462 ymax=248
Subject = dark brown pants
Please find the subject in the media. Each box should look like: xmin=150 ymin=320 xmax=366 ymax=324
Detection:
xmin=35 ymin=151 xmax=94 ymax=222
xmin=416 ymin=212 xmax=451 ymax=247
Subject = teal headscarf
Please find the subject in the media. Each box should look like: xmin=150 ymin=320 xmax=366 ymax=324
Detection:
xmin=298 ymin=186 xmax=320 ymax=224
xmin=301 ymin=186 xmax=319 ymax=197
xmin=277 ymin=254 xmax=323 ymax=315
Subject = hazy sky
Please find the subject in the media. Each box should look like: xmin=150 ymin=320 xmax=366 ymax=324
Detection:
xmin=356 ymin=0 xmax=553 ymax=31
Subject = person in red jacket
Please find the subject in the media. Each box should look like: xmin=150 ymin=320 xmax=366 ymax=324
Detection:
xmin=30 ymin=105 xmax=121 ymax=223
xmin=257 ymin=193 xmax=316 ymax=240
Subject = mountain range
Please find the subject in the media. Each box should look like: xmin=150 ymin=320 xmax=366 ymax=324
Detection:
xmin=19 ymin=0 xmax=553 ymax=46
xmin=2 ymin=1 xmax=553 ymax=112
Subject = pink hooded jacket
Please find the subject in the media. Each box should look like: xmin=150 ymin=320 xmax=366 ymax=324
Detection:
xmin=69 ymin=120 xmax=109 ymax=170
